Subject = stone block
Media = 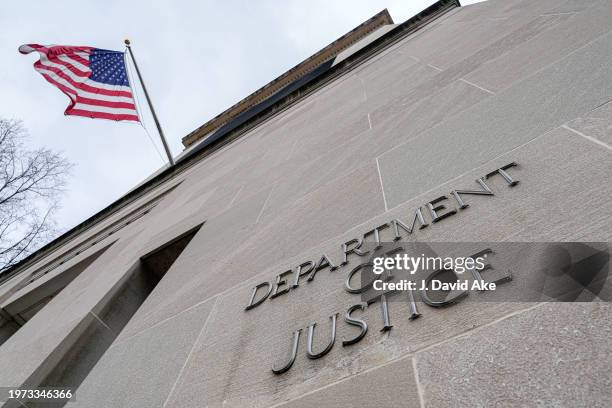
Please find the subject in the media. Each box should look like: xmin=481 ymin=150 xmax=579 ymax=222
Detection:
xmin=416 ymin=303 xmax=612 ymax=408
xmin=70 ymin=299 xmax=215 ymax=408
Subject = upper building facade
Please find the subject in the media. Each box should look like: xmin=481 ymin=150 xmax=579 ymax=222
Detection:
xmin=0 ymin=0 xmax=611 ymax=407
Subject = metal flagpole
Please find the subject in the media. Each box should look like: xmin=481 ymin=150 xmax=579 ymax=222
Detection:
xmin=124 ymin=39 xmax=175 ymax=166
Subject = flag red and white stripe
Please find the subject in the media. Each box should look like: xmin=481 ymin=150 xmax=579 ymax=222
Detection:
xmin=19 ymin=44 xmax=140 ymax=122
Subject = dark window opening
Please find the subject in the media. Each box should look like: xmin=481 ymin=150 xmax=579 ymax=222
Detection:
xmin=0 ymin=244 xmax=113 ymax=348
xmin=24 ymin=223 xmax=203 ymax=408
xmin=0 ymin=181 xmax=182 ymax=290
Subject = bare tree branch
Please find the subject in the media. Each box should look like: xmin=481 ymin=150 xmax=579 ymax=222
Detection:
xmin=0 ymin=118 xmax=72 ymax=274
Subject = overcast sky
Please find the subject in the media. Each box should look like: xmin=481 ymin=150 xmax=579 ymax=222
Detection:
xmin=0 ymin=0 xmax=483 ymax=237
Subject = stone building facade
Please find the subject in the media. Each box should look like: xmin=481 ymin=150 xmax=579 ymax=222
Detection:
xmin=0 ymin=0 xmax=611 ymax=407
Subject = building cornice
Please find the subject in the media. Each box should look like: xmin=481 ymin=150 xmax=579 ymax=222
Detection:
xmin=181 ymin=9 xmax=394 ymax=148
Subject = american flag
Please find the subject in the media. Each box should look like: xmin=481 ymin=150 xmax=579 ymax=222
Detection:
xmin=19 ymin=44 xmax=140 ymax=122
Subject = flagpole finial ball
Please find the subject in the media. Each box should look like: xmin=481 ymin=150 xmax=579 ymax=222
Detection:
xmin=124 ymin=39 xmax=131 ymax=46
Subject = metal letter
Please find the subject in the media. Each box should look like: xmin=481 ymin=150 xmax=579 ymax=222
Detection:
xmin=293 ymin=261 xmax=315 ymax=288
xmin=426 ymin=196 xmax=457 ymax=223
xmin=419 ymin=269 xmax=468 ymax=307
xmin=308 ymin=254 xmax=339 ymax=282
xmin=367 ymin=293 xmax=393 ymax=331
xmin=378 ymin=294 xmax=393 ymax=332
xmin=468 ymin=248 xmax=512 ymax=287
xmin=245 ymin=282 xmax=272 ymax=310
xmin=341 ymin=238 xmax=369 ymax=265
xmin=272 ymin=329 xmax=301 ymax=374
xmin=342 ymin=303 xmax=368 ymax=346
xmin=391 ymin=208 xmax=428 ymax=241
xmin=450 ymin=178 xmax=494 ymax=209
xmin=363 ymin=223 xmax=389 ymax=250
xmin=406 ymin=286 xmax=421 ymax=320
xmin=306 ymin=313 xmax=338 ymax=359
xmin=485 ymin=162 xmax=519 ymax=186
xmin=271 ymin=270 xmax=294 ymax=298
xmin=345 ymin=261 xmax=373 ymax=294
